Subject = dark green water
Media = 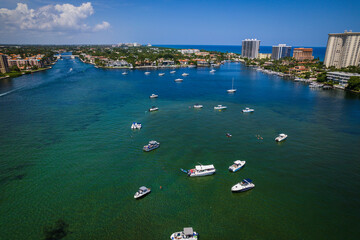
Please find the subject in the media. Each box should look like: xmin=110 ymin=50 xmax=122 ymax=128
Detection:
xmin=0 ymin=58 xmax=360 ymax=240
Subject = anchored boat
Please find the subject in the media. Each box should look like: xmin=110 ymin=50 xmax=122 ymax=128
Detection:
xmin=159 ymin=73 xmax=165 ymax=76
xmin=170 ymin=227 xmax=198 ymax=240
xmin=182 ymin=73 xmax=189 ymax=76
xmin=143 ymin=141 xmax=160 ymax=152
xmin=185 ymin=164 xmax=216 ymax=177
xmin=214 ymin=105 xmax=227 ymax=110
xmin=131 ymin=122 xmax=142 ymax=130
xmin=275 ymin=133 xmax=288 ymax=142
xmin=175 ymin=78 xmax=183 ymax=82
xmin=242 ymin=107 xmax=254 ymax=113
xmin=134 ymin=186 xmax=151 ymax=199
xmin=231 ymin=179 xmax=255 ymax=192
xmin=229 ymin=160 xmax=246 ymax=172
xmin=193 ymin=104 xmax=203 ymax=109
xmin=150 ymin=94 xmax=158 ymax=98
xmin=149 ymin=106 xmax=159 ymax=112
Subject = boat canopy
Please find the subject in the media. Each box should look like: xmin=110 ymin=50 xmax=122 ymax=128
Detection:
xmin=234 ymin=160 xmax=242 ymax=164
xmin=183 ymin=227 xmax=193 ymax=236
xmin=195 ymin=164 xmax=214 ymax=171
xmin=243 ymin=178 xmax=252 ymax=183
xmin=139 ymin=186 xmax=148 ymax=191
xmin=149 ymin=141 xmax=158 ymax=144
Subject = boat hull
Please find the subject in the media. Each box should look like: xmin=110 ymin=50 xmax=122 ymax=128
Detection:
xmin=134 ymin=190 xmax=151 ymax=199
xmin=231 ymin=186 xmax=254 ymax=192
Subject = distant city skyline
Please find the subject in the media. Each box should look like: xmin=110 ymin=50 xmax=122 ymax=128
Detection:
xmin=0 ymin=0 xmax=359 ymax=46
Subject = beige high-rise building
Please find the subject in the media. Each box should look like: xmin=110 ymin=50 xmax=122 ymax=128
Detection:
xmin=324 ymin=30 xmax=360 ymax=68
xmin=0 ymin=53 xmax=10 ymax=74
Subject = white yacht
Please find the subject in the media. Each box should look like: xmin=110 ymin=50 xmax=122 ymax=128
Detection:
xmin=122 ymin=72 xmax=128 ymax=75
xmin=149 ymin=94 xmax=158 ymax=98
xmin=229 ymin=160 xmax=246 ymax=172
xmin=242 ymin=107 xmax=254 ymax=113
xmin=275 ymin=133 xmax=288 ymax=142
xmin=193 ymin=104 xmax=203 ymax=109
xmin=134 ymin=186 xmax=151 ymax=199
xmin=210 ymin=69 xmax=216 ymax=73
xmin=214 ymin=105 xmax=227 ymax=110
xmin=170 ymin=227 xmax=198 ymax=240
xmin=159 ymin=73 xmax=165 ymax=76
xmin=149 ymin=106 xmax=159 ymax=112
xmin=170 ymin=70 xmax=176 ymax=74
xmin=187 ymin=164 xmax=216 ymax=177
xmin=182 ymin=73 xmax=189 ymax=76
xmin=227 ymin=78 xmax=236 ymax=93
xmin=175 ymin=78 xmax=183 ymax=82
xmin=143 ymin=141 xmax=160 ymax=152
xmin=131 ymin=122 xmax=142 ymax=130
xmin=145 ymin=72 xmax=151 ymax=75
xmin=231 ymin=179 xmax=255 ymax=192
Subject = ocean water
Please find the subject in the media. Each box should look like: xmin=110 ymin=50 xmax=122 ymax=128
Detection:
xmin=0 ymin=56 xmax=360 ymax=239
xmin=157 ymin=45 xmax=327 ymax=61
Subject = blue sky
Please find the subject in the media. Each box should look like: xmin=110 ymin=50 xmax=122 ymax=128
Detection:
xmin=0 ymin=0 xmax=359 ymax=46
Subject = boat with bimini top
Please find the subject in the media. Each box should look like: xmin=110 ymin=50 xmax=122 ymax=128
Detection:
xmin=143 ymin=141 xmax=160 ymax=152
xmin=231 ymin=179 xmax=255 ymax=192
xmin=134 ymin=186 xmax=151 ymax=199
xmin=170 ymin=227 xmax=198 ymax=240
xmin=229 ymin=160 xmax=246 ymax=172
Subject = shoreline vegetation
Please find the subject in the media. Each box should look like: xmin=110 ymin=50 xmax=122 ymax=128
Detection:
xmin=1 ymin=44 xmax=359 ymax=93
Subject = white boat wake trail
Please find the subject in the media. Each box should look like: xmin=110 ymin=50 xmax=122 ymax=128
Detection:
xmin=0 ymin=87 xmax=24 ymax=97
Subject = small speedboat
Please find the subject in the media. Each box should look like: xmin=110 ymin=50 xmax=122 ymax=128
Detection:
xmin=131 ymin=122 xmax=142 ymax=130
xmin=226 ymin=133 xmax=232 ymax=138
xmin=143 ymin=140 xmax=160 ymax=152
xmin=170 ymin=227 xmax=198 ymax=240
xmin=242 ymin=107 xmax=254 ymax=113
xmin=275 ymin=133 xmax=288 ymax=142
xmin=149 ymin=106 xmax=159 ymax=112
xmin=182 ymin=73 xmax=189 ymax=76
xmin=231 ymin=179 xmax=255 ymax=192
xmin=214 ymin=105 xmax=227 ymax=110
xmin=193 ymin=104 xmax=203 ymax=109
xmin=175 ymin=78 xmax=183 ymax=82
xmin=210 ymin=69 xmax=216 ymax=73
xmin=159 ymin=73 xmax=165 ymax=76
xmin=145 ymin=72 xmax=150 ymax=75
xmin=170 ymin=70 xmax=176 ymax=74
xmin=227 ymin=89 xmax=236 ymax=93
xmin=134 ymin=186 xmax=151 ymax=199
xmin=229 ymin=160 xmax=246 ymax=172
xmin=185 ymin=164 xmax=216 ymax=177
xmin=122 ymin=72 xmax=128 ymax=75
xmin=150 ymin=94 xmax=158 ymax=98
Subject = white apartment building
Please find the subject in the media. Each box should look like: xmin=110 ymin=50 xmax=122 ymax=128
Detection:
xmin=242 ymin=39 xmax=260 ymax=59
xmin=324 ymin=30 xmax=360 ymax=68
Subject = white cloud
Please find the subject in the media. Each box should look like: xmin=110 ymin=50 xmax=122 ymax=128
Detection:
xmin=93 ymin=21 xmax=110 ymax=31
xmin=0 ymin=2 xmax=110 ymax=32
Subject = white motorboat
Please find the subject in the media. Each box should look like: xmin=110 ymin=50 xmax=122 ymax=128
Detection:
xmin=210 ymin=69 xmax=216 ymax=73
xmin=227 ymin=78 xmax=236 ymax=93
xmin=294 ymin=77 xmax=302 ymax=82
xmin=231 ymin=179 xmax=255 ymax=192
xmin=145 ymin=72 xmax=150 ymax=75
xmin=150 ymin=94 xmax=158 ymax=98
xmin=193 ymin=104 xmax=203 ymax=109
xmin=182 ymin=73 xmax=189 ymax=76
xmin=175 ymin=78 xmax=183 ymax=82
xmin=134 ymin=186 xmax=151 ymax=199
xmin=143 ymin=141 xmax=160 ymax=152
xmin=187 ymin=164 xmax=216 ymax=177
xmin=170 ymin=227 xmax=198 ymax=240
xmin=275 ymin=133 xmax=288 ymax=142
xmin=170 ymin=70 xmax=176 ymax=74
xmin=122 ymin=72 xmax=128 ymax=75
xmin=159 ymin=73 xmax=165 ymax=76
xmin=229 ymin=160 xmax=246 ymax=172
xmin=131 ymin=122 xmax=142 ymax=130
xmin=242 ymin=107 xmax=254 ymax=113
xmin=149 ymin=106 xmax=159 ymax=112
xmin=214 ymin=105 xmax=227 ymax=110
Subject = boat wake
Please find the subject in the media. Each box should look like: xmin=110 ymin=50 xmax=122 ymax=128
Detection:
xmin=0 ymin=87 xmax=24 ymax=97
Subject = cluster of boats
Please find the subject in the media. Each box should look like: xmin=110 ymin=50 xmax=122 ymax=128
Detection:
xmin=130 ymin=122 xmax=142 ymax=130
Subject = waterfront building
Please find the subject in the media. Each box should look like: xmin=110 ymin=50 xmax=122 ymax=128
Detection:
xmin=327 ymin=71 xmax=360 ymax=86
xmin=242 ymin=39 xmax=260 ymax=59
xmin=293 ymin=48 xmax=314 ymax=61
xmin=324 ymin=30 xmax=360 ymax=68
xmin=271 ymin=44 xmax=292 ymax=60
xmin=179 ymin=49 xmax=200 ymax=54
xmin=0 ymin=53 xmax=10 ymax=73
xmin=257 ymin=53 xmax=271 ymax=59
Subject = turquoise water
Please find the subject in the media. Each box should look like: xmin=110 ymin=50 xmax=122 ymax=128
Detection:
xmin=0 ymin=58 xmax=360 ymax=239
